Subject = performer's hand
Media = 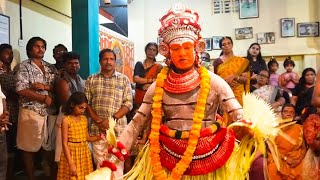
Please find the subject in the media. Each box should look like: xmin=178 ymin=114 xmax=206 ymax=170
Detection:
xmin=69 ymin=163 xmax=77 ymax=176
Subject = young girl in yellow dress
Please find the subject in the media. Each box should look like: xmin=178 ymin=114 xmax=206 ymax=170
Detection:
xmin=57 ymin=92 xmax=101 ymax=180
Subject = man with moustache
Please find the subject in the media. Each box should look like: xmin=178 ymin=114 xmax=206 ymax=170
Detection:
xmin=85 ymin=48 xmax=132 ymax=175
xmin=54 ymin=52 xmax=85 ymax=163
xmin=15 ymin=37 xmax=58 ymax=180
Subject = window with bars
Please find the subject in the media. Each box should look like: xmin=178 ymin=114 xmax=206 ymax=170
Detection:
xmin=212 ymin=0 xmax=239 ymax=14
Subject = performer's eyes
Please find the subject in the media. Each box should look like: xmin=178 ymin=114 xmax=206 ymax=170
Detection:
xmin=170 ymin=45 xmax=180 ymax=51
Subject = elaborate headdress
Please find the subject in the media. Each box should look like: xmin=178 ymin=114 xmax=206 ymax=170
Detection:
xmin=158 ymin=4 xmax=206 ymax=58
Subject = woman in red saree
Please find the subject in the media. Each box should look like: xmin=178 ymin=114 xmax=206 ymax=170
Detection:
xmin=133 ymin=42 xmax=162 ymax=106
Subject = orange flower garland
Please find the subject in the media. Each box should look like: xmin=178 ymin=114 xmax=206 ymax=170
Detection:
xmin=149 ymin=66 xmax=211 ymax=180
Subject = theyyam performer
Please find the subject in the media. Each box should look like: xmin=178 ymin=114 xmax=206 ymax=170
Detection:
xmin=86 ymin=4 xmax=279 ymax=180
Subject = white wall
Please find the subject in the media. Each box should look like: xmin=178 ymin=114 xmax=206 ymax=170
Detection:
xmin=128 ymin=0 xmax=320 ymax=70
xmin=5 ymin=0 xmax=72 ymax=65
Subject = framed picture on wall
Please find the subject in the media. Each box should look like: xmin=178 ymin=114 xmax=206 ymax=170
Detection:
xmin=239 ymin=0 xmax=259 ymax=19
xmin=212 ymin=36 xmax=223 ymax=50
xmin=257 ymin=32 xmax=275 ymax=44
xmin=0 ymin=14 xmax=10 ymax=44
xmin=297 ymin=22 xmax=319 ymax=37
xmin=157 ymin=37 xmax=163 ymax=45
xmin=280 ymin=18 xmax=295 ymax=37
xmin=203 ymin=38 xmax=212 ymax=51
xmin=235 ymin=27 xmax=253 ymax=40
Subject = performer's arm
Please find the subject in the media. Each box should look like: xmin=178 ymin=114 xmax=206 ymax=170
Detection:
xmin=213 ymin=74 xmax=244 ymax=121
xmin=119 ymin=84 xmax=154 ymax=150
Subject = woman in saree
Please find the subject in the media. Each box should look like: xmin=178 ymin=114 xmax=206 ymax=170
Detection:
xmin=213 ymin=37 xmax=250 ymax=125
xmin=133 ymin=42 xmax=162 ymax=106
xmin=246 ymin=43 xmax=267 ymax=85
xmin=291 ymin=67 xmax=316 ymax=117
xmin=213 ymin=37 xmax=250 ymax=106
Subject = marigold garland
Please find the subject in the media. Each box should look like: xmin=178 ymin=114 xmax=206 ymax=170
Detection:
xmin=149 ymin=66 xmax=211 ymax=180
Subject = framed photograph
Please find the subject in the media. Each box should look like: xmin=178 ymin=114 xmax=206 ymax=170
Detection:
xmin=257 ymin=32 xmax=275 ymax=44
xmin=239 ymin=0 xmax=259 ymax=19
xmin=281 ymin=18 xmax=295 ymax=37
xmin=0 ymin=14 xmax=10 ymax=44
xmin=203 ymin=38 xmax=212 ymax=51
xmin=297 ymin=22 xmax=319 ymax=37
xmin=212 ymin=36 xmax=223 ymax=50
xmin=157 ymin=37 xmax=162 ymax=45
xmin=235 ymin=27 xmax=253 ymax=40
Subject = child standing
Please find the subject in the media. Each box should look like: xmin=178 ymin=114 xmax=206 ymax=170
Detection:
xmin=267 ymin=57 xmax=280 ymax=87
xmin=279 ymin=57 xmax=299 ymax=91
xmin=57 ymin=92 xmax=101 ymax=180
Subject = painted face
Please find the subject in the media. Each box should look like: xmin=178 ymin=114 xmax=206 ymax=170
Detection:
xmin=304 ymin=70 xmax=315 ymax=84
xmin=257 ymin=70 xmax=269 ymax=86
xmin=281 ymin=106 xmax=295 ymax=119
xmin=0 ymin=48 xmax=13 ymax=64
xmin=146 ymin=45 xmax=158 ymax=60
xmin=249 ymin=44 xmax=260 ymax=57
xmin=221 ymin=38 xmax=233 ymax=54
xmin=169 ymin=39 xmax=195 ymax=70
xmin=64 ymin=59 xmax=80 ymax=75
xmin=73 ymin=102 xmax=87 ymax=116
xmin=29 ymin=40 xmax=46 ymax=59
xmin=100 ymin=52 xmax=116 ymax=73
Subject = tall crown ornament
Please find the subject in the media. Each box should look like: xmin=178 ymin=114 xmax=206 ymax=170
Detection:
xmin=158 ymin=3 xmax=206 ymax=64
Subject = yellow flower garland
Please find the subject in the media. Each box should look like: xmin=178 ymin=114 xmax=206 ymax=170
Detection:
xmin=149 ymin=66 xmax=211 ymax=180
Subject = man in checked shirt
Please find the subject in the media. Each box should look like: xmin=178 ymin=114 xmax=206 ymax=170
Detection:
xmin=85 ymin=48 xmax=133 ymax=175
